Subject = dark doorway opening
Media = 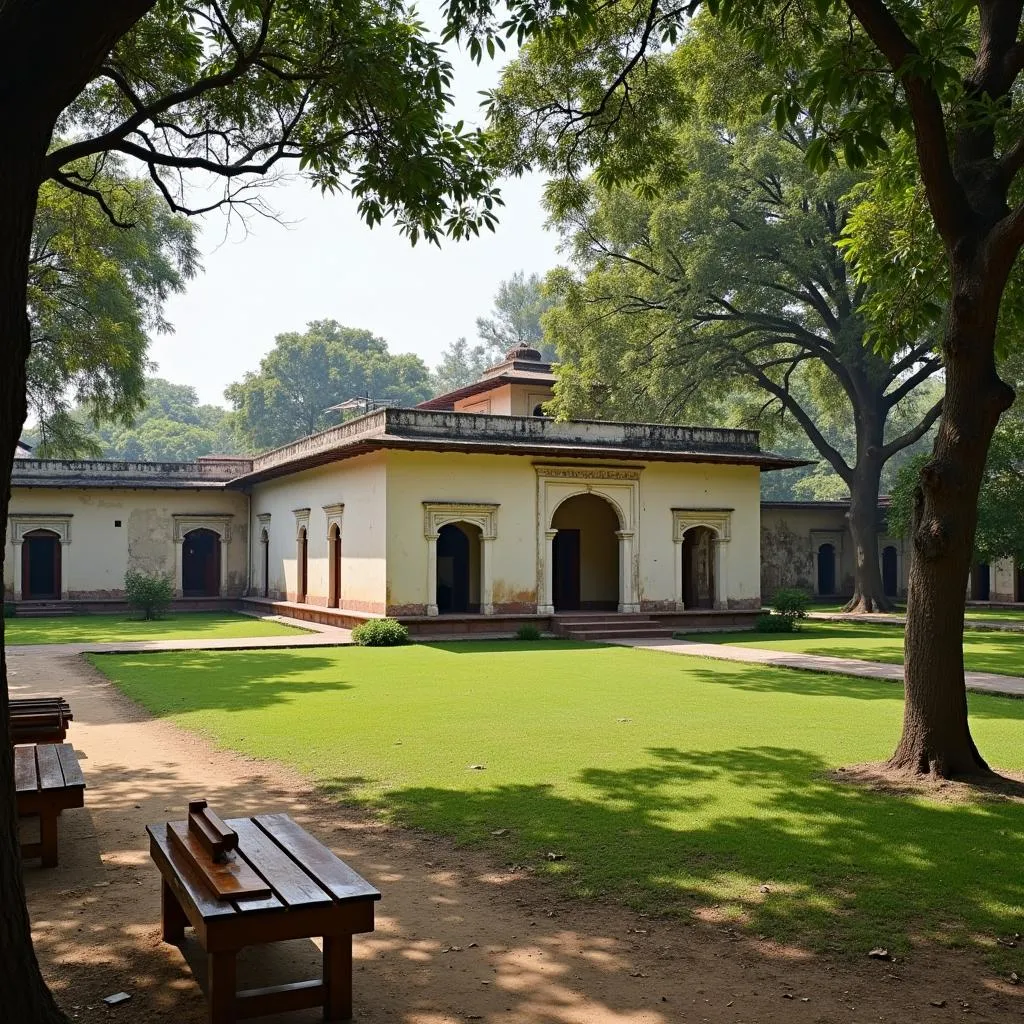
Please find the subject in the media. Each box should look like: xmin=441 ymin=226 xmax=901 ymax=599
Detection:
xmin=971 ymin=562 xmax=991 ymax=601
xmin=817 ymin=543 xmax=836 ymax=596
xmin=260 ymin=529 xmax=270 ymax=598
xmin=436 ymin=522 xmax=480 ymax=614
xmin=682 ymin=527 xmax=716 ymax=608
xmin=297 ymin=527 xmax=308 ymax=603
xmin=552 ymin=529 xmax=582 ymax=611
xmin=328 ymin=525 xmax=342 ymax=609
xmin=22 ymin=529 xmax=61 ymax=600
xmin=1017 ymin=565 xmax=1024 ymax=603
xmin=182 ymin=528 xmax=221 ymax=597
xmin=882 ymin=545 xmax=899 ymax=598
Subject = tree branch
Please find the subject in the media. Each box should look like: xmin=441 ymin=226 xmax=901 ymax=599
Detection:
xmin=881 ymin=396 xmax=943 ymax=459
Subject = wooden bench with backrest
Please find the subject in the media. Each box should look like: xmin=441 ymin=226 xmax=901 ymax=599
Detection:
xmin=16 ymin=742 xmax=86 ymax=867
xmin=9 ymin=697 xmax=73 ymax=745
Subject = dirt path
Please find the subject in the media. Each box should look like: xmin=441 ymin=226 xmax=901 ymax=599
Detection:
xmin=10 ymin=647 xmax=1023 ymax=1024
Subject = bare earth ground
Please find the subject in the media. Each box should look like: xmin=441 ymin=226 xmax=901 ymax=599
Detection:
xmin=9 ymin=648 xmax=1024 ymax=1024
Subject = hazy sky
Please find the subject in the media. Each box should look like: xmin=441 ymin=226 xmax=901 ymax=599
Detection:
xmin=154 ymin=14 xmax=560 ymax=408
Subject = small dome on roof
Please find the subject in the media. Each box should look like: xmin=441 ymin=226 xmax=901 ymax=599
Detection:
xmin=506 ymin=341 xmax=542 ymax=362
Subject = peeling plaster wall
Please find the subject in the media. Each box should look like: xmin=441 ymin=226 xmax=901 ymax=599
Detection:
xmin=248 ymin=453 xmax=387 ymax=611
xmin=5 ymin=486 xmax=247 ymax=599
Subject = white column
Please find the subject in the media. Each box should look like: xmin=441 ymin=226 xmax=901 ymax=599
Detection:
xmin=538 ymin=529 xmax=557 ymax=614
xmin=12 ymin=539 xmax=22 ymax=601
xmin=219 ymin=532 xmax=229 ymax=597
xmin=616 ymin=530 xmax=639 ymax=613
xmin=673 ymin=537 xmax=684 ymax=610
xmin=174 ymin=539 xmax=184 ymax=598
xmin=426 ymin=534 xmax=439 ymax=616
xmin=60 ymin=540 xmax=70 ymax=600
xmin=481 ymin=536 xmax=494 ymax=615
xmin=715 ymin=538 xmax=729 ymax=610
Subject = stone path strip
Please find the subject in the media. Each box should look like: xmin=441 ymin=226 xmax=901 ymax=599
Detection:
xmin=808 ymin=611 xmax=1024 ymax=633
xmin=613 ymin=636 xmax=1024 ymax=699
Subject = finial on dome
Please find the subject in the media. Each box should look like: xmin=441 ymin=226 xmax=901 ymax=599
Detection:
xmin=506 ymin=341 xmax=542 ymax=362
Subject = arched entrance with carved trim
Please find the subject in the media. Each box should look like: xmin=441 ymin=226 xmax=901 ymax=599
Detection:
xmin=436 ymin=522 xmax=482 ymax=614
xmin=182 ymin=528 xmax=221 ymax=597
xmin=21 ymin=529 xmax=61 ymax=601
xmin=550 ymin=493 xmax=620 ymax=611
xmin=328 ymin=523 xmax=342 ymax=608
xmin=682 ymin=526 xmax=716 ymax=609
xmin=260 ymin=528 xmax=270 ymax=598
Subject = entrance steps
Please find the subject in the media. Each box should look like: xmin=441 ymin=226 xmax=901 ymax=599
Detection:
xmin=12 ymin=601 xmax=74 ymax=618
xmin=553 ymin=614 xmax=676 ymax=642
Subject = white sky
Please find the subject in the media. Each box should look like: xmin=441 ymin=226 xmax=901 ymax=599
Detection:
xmin=154 ymin=12 xmax=560 ymax=408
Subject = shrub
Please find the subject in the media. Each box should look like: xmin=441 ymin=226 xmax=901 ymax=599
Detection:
xmin=3 ymin=601 xmax=15 ymax=619
xmin=772 ymin=587 xmax=810 ymax=620
xmin=515 ymin=624 xmax=542 ymax=641
xmin=756 ymin=612 xmax=796 ymax=633
xmin=124 ymin=570 xmax=173 ymax=620
xmin=351 ymin=617 xmax=409 ymax=646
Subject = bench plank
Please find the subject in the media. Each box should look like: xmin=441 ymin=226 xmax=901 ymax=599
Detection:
xmin=35 ymin=744 xmax=65 ymax=790
xmin=55 ymin=744 xmax=85 ymax=788
xmin=254 ymin=813 xmax=381 ymax=904
xmin=226 ymin=818 xmax=332 ymax=909
xmin=14 ymin=746 xmax=37 ymax=794
xmin=148 ymin=826 xmax=238 ymax=921
xmin=167 ymin=821 xmax=272 ymax=901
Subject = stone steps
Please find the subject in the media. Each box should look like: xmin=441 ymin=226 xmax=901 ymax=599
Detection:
xmin=554 ymin=615 xmax=676 ymax=642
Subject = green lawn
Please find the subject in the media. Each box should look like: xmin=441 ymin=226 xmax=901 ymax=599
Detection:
xmin=810 ymin=601 xmax=1024 ymax=624
xmin=91 ymin=641 xmax=1024 ymax=964
xmin=687 ymin=620 xmax=1024 ymax=676
xmin=4 ymin=612 xmax=310 ymax=645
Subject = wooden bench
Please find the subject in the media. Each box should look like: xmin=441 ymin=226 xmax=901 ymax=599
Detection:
xmin=9 ymin=697 xmax=73 ymax=745
xmin=148 ymin=812 xmax=380 ymax=1023
xmin=15 ymin=743 xmax=86 ymax=867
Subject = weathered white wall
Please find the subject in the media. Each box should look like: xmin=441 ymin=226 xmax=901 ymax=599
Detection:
xmin=4 ymin=486 xmax=248 ymax=599
xmin=248 ymin=453 xmax=387 ymax=611
xmin=640 ymin=462 xmax=763 ymax=610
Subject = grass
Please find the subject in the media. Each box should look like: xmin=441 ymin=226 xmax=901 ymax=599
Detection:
xmin=687 ymin=620 xmax=1024 ymax=676
xmin=4 ymin=611 xmax=310 ymax=645
xmin=90 ymin=641 xmax=1024 ymax=965
xmin=810 ymin=601 xmax=1024 ymax=624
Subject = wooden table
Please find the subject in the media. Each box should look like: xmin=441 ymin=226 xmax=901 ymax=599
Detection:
xmin=148 ymin=813 xmax=380 ymax=1023
xmin=15 ymin=742 xmax=86 ymax=867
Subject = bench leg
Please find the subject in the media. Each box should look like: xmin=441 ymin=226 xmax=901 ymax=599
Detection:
xmin=39 ymin=812 xmax=58 ymax=868
xmin=161 ymin=878 xmax=189 ymax=943
xmin=323 ymin=935 xmax=353 ymax=1021
xmin=208 ymin=950 xmax=237 ymax=1024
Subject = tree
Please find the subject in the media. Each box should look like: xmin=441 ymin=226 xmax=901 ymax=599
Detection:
xmin=432 ymin=336 xmax=495 ymax=392
xmin=537 ymin=31 xmax=942 ymax=611
xmin=458 ymin=0 xmax=1024 ymax=779
xmin=27 ymin=165 xmax=198 ymax=457
xmin=0 ymin=1 xmax=501 ymax=1018
xmin=476 ymin=270 xmax=558 ymax=360
xmin=226 ymin=321 xmax=433 ymax=449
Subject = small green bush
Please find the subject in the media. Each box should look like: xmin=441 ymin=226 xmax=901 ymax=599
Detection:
xmin=515 ymin=624 xmax=542 ymax=641
xmin=756 ymin=612 xmax=796 ymax=633
xmin=124 ymin=570 xmax=173 ymax=620
xmin=351 ymin=617 xmax=410 ymax=646
xmin=3 ymin=601 xmax=15 ymax=619
xmin=772 ymin=587 xmax=810 ymax=620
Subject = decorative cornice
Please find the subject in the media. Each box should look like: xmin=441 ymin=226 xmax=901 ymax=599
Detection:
xmin=171 ymin=513 xmax=233 ymax=543
xmin=422 ymin=501 xmax=499 ymax=540
xmin=534 ymin=463 xmax=643 ymax=482
xmin=672 ymin=508 xmax=732 ymax=543
xmin=10 ymin=514 xmax=73 ymax=545
xmin=293 ymin=507 xmax=311 ymax=539
xmin=323 ymin=502 xmax=345 ymax=535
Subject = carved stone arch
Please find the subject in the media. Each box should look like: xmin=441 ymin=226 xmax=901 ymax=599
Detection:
xmin=423 ymin=502 xmax=499 ymax=616
xmin=172 ymin=514 xmax=232 ymax=598
xmin=548 ymin=487 xmax=626 ymax=531
xmin=672 ymin=508 xmax=734 ymax=611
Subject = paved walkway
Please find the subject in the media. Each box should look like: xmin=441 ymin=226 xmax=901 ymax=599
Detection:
xmin=808 ymin=611 xmax=1024 ymax=633
xmin=613 ymin=636 xmax=1024 ymax=699
xmin=4 ymin=613 xmax=353 ymax=657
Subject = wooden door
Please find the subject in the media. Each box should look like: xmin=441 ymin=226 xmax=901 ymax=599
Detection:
xmin=553 ymin=529 xmax=581 ymax=611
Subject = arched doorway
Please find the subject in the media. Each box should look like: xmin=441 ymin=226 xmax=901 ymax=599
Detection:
xmin=182 ymin=528 xmax=221 ymax=597
xmin=260 ymin=529 xmax=270 ymax=598
xmin=551 ymin=493 xmax=619 ymax=611
xmin=882 ymin=545 xmax=899 ymax=598
xmin=817 ymin=543 xmax=836 ymax=596
xmin=328 ymin=524 xmax=342 ymax=609
xmin=436 ymin=522 xmax=481 ymax=614
xmin=971 ymin=562 xmax=990 ymax=601
xmin=297 ymin=527 xmax=308 ymax=603
xmin=21 ymin=529 xmax=61 ymax=600
xmin=682 ymin=526 xmax=716 ymax=608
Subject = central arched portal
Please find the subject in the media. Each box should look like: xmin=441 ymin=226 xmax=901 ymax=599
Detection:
xmin=682 ymin=526 xmax=716 ymax=609
xmin=436 ymin=522 xmax=482 ymax=614
xmin=22 ymin=529 xmax=61 ymax=601
xmin=182 ymin=528 xmax=221 ymax=597
xmin=551 ymin=493 xmax=620 ymax=611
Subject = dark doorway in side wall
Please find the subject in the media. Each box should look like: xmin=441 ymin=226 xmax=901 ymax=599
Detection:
xmin=328 ymin=524 xmax=342 ymax=609
xmin=436 ymin=522 xmax=480 ymax=614
xmin=817 ymin=543 xmax=836 ymax=596
xmin=553 ymin=529 xmax=582 ymax=611
xmin=260 ymin=529 xmax=270 ymax=598
xmin=1017 ymin=564 xmax=1024 ymax=603
xmin=882 ymin=545 xmax=899 ymax=598
xmin=971 ymin=562 xmax=991 ymax=601
xmin=682 ymin=526 xmax=716 ymax=608
xmin=22 ymin=529 xmax=61 ymax=600
xmin=182 ymin=528 xmax=221 ymax=597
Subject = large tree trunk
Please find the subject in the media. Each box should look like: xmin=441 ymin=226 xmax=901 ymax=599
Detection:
xmin=843 ymin=453 xmax=892 ymax=613
xmin=0 ymin=140 xmax=69 ymax=1024
xmin=889 ymin=258 xmax=1014 ymax=779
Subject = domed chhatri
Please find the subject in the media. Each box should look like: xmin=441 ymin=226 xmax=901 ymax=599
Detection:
xmin=506 ymin=341 xmax=542 ymax=362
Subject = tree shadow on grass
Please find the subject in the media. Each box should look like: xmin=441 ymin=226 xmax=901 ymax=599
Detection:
xmin=373 ymin=744 xmax=1024 ymax=960
xmin=87 ymin=650 xmax=353 ymax=716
